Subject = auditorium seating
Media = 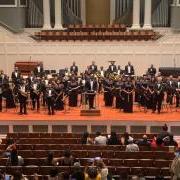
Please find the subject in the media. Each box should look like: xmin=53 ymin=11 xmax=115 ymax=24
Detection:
xmin=34 ymin=24 xmax=161 ymax=42
xmin=0 ymin=133 xmax=175 ymax=179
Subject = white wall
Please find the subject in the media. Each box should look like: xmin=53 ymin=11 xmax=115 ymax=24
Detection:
xmin=0 ymin=28 xmax=180 ymax=76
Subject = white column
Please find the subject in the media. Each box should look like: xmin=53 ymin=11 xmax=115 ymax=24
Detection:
xmin=81 ymin=0 xmax=86 ymax=25
xmin=42 ymin=0 xmax=51 ymax=30
xmin=110 ymin=0 xmax=116 ymax=24
xmin=143 ymin=0 xmax=152 ymax=29
xmin=54 ymin=0 xmax=64 ymax=30
xmin=131 ymin=0 xmax=141 ymax=29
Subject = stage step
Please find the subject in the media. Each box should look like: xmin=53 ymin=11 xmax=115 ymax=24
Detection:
xmin=80 ymin=109 xmax=101 ymax=116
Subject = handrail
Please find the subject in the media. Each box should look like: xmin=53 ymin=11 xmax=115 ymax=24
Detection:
xmin=0 ymin=20 xmax=24 ymax=34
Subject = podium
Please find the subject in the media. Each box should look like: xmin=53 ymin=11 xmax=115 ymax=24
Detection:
xmin=80 ymin=92 xmax=101 ymax=116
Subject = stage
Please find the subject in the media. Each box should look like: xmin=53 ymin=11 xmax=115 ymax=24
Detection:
xmin=0 ymin=95 xmax=180 ymax=135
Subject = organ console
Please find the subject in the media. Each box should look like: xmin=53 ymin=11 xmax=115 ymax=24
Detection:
xmin=15 ymin=61 xmax=43 ymax=75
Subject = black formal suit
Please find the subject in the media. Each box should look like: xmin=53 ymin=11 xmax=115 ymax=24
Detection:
xmin=153 ymin=83 xmax=164 ymax=113
xmin=89 ymin=65 xmax=98 ymax=73
xmin=46 ymin=87 xmax=56 ymax=115
xmin=125 ymin=65 xmax=135 ymax=76
xmin=18 ymin=84 xmax=28 ymax=114
xmin=85 ymin=79 xmax=98 ymax=109
xmin=166 ymin=80 xmax=176 ymax=105
xmin=108 ymin=65 xmax=117 ymax=73
xmin=30 ymin=82 xmax=41 ymax=110
xmin=175 ymin=81 xmax=180 ymax=107
xmin=70 ymin=65 xmax=78 ymax=75
xmin=34 ymin=66 xmax=44 ymax=77
xmin=0 ymin=74 xmax=9 ymax=85
xmin=0 ymin=85 xmax=3 ymax=111
xmin=148 ymin=67 xmax=156 ymax=76
xmin=11 ymin=71 xmax=21 ymax=85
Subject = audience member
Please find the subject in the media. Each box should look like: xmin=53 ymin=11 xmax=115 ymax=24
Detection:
xmin=120 ymin=132 xmax=133 ymax=145
xmin=94 ymin=132 xmax=107 ymax=145
xmin=9 ymin=144 xmax=18 ymax=166
xmin=125 ymin=139 xmax=139 ymax=152
xmin=138 ymin=135 xmax=151 ymax=147
xmin=96 ymin=159 xmax=108 ymax=180
xmin=59 ymin=149 xmax=74 ymax=166
xmin=85 ymin=167 xmax=101 ymax=180
xmin=158 ymin=124 xmax=172 ymax=141
xmin=48 ymin=168 xmax=59 ymax=180
xmin=163 ymin=135 xmax=178 ymax=147
xmin=45 ymin=151 xmax=56 ymax=166
xmin=81 ymin=132 xmax=93 ymax=145
xmin=10 ymin=170 xmax=27 ymax=180
xmin=107 ymin=132 xmax=119 ymax=145
xmin=170 ymin=148 xmax=180 ymax=180
xmin=71 ymin=162 xmax=85 ymax=180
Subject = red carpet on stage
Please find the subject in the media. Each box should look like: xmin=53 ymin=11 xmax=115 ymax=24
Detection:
xmin=0 ymin=95 xmax=179 ymax=122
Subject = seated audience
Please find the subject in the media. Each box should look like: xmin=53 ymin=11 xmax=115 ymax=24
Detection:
xmin=125 ymin=139 xmax=139 ymax=152
xmin=81 ymin=132 xmax=93 ymax=145
xmin=158 ymin=124 xmax=172 ymax=141
xmin=120 ymin=132 xmax=133 ymax=145
xmin=138 ymin=135 xmax=151 ymax=147
xmin=45 ymin=151 xmax=57 ymax=166
xmin=163 ymin=135 xmax=178 ymax=147
xmin=170 ymin=148 xmax=180 ymax=180
xmin=85 ymin=167 xmax=101 ymax=180
xmin=59 ymin=149 xmax=74 ymax=166
xmin=48 ymin=168 xmax=60 ymax=180
xmin=10 ymin=170 xmax=28 ymax=180
xmin=96 ymin=159 xmax=108 ymax=180
xmin=107 ymin=132 xmax=119 ymax=145
xmin=71 ymin=162 xmax=85 ymax=180
xmin=94 ymin=132 xmax=107 ymax=145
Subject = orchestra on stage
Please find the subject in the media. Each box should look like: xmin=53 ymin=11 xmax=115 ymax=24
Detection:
xmin=0 ymin=61 xmax=180 ymax=115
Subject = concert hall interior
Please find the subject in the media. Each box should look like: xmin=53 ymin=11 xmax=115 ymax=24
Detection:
xmin=0 ymin=0 xmax=180 ymax=179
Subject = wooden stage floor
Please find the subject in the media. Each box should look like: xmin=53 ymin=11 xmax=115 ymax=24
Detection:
xmin=0 ymin=96 xmax=179 ymax=122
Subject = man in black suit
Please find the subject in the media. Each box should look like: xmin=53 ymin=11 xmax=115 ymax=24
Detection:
xmin=125 ymin=61 xmax=135 ymax=76
xmin=175 ymin=76 xmax=180 ymax=108
xmin=108 ymin=61 xmax=117 ymax=73
xmin=89 ymin=61 xmax=98 ymax=74
xmin=0 ymin=70 xmax=9 ymax=85
xmin=152 ymin=77 xmax=164 ymax=114
xmin=85 ymin=75 xmax=98 ymax=109
xmin=18 ymin=81 xmax=28 ymax=115
xmin=147 ymin=64 xmax=156 ymax=77
xmin=30 ymin=79 xmax=41 ymax=111
xmin=166 ymin=75 xmax=176 ymax=105
xmin=46 ymin=83 xmax=56 ymax=115
xmin=11 ymin=67 xmax=21 ymax=85
xmin=70 ymin=61 xmax=78 ymax=75
xmin=34 ymin=64 xmax=44 ymax=77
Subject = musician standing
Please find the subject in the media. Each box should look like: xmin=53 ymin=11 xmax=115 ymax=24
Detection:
xmin=103 ymin=77 xmax=114 ymax=107
xmin=46 ymin=83 xmax=56 ymax=115
xmin=34 ymin=64 xmax=44 ymax=77
xmin=152 ymin=77 xmax=164 ymax=114
xmin=122 ymin=77 xmax=134 ymax=113
xmin=68 ymin=76 xmax=79 ymax=107
xmin=70 ymin=61 xmax=78 ymax=75
xmin=108 ymin=61 xmax=117 ymax=74
xmin=54 ymin=79 xmax=64 ymax=111
xmin=85 ymin=75 xmax=98 ymax=109
xmin=147 ymin=64 xmax=156 ymax=77
xmin=11 ymin=67 xmax=21 ymax=85
xmin=125 ymin=61 xmax=135 ymax=76
xmin=18 ymin=81 xmax=28 ymax=115
xmin=30 ymin=79 xmax=41 ymax=111
xmin=89 ymin=61 xmax=98 ymax=74
xmin=175 ymin=76 xmax=180 ymax=108
xmin=166 ymin=75 xmax=175 ymax=105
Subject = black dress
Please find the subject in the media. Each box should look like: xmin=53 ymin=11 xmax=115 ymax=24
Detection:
xmin=54 ymin=84 xmax=64 ymax=111
xmin=68 ymin=81 xmax=79 ymax=107
xmin=123 ymin=82 xmax=134 ymax=113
